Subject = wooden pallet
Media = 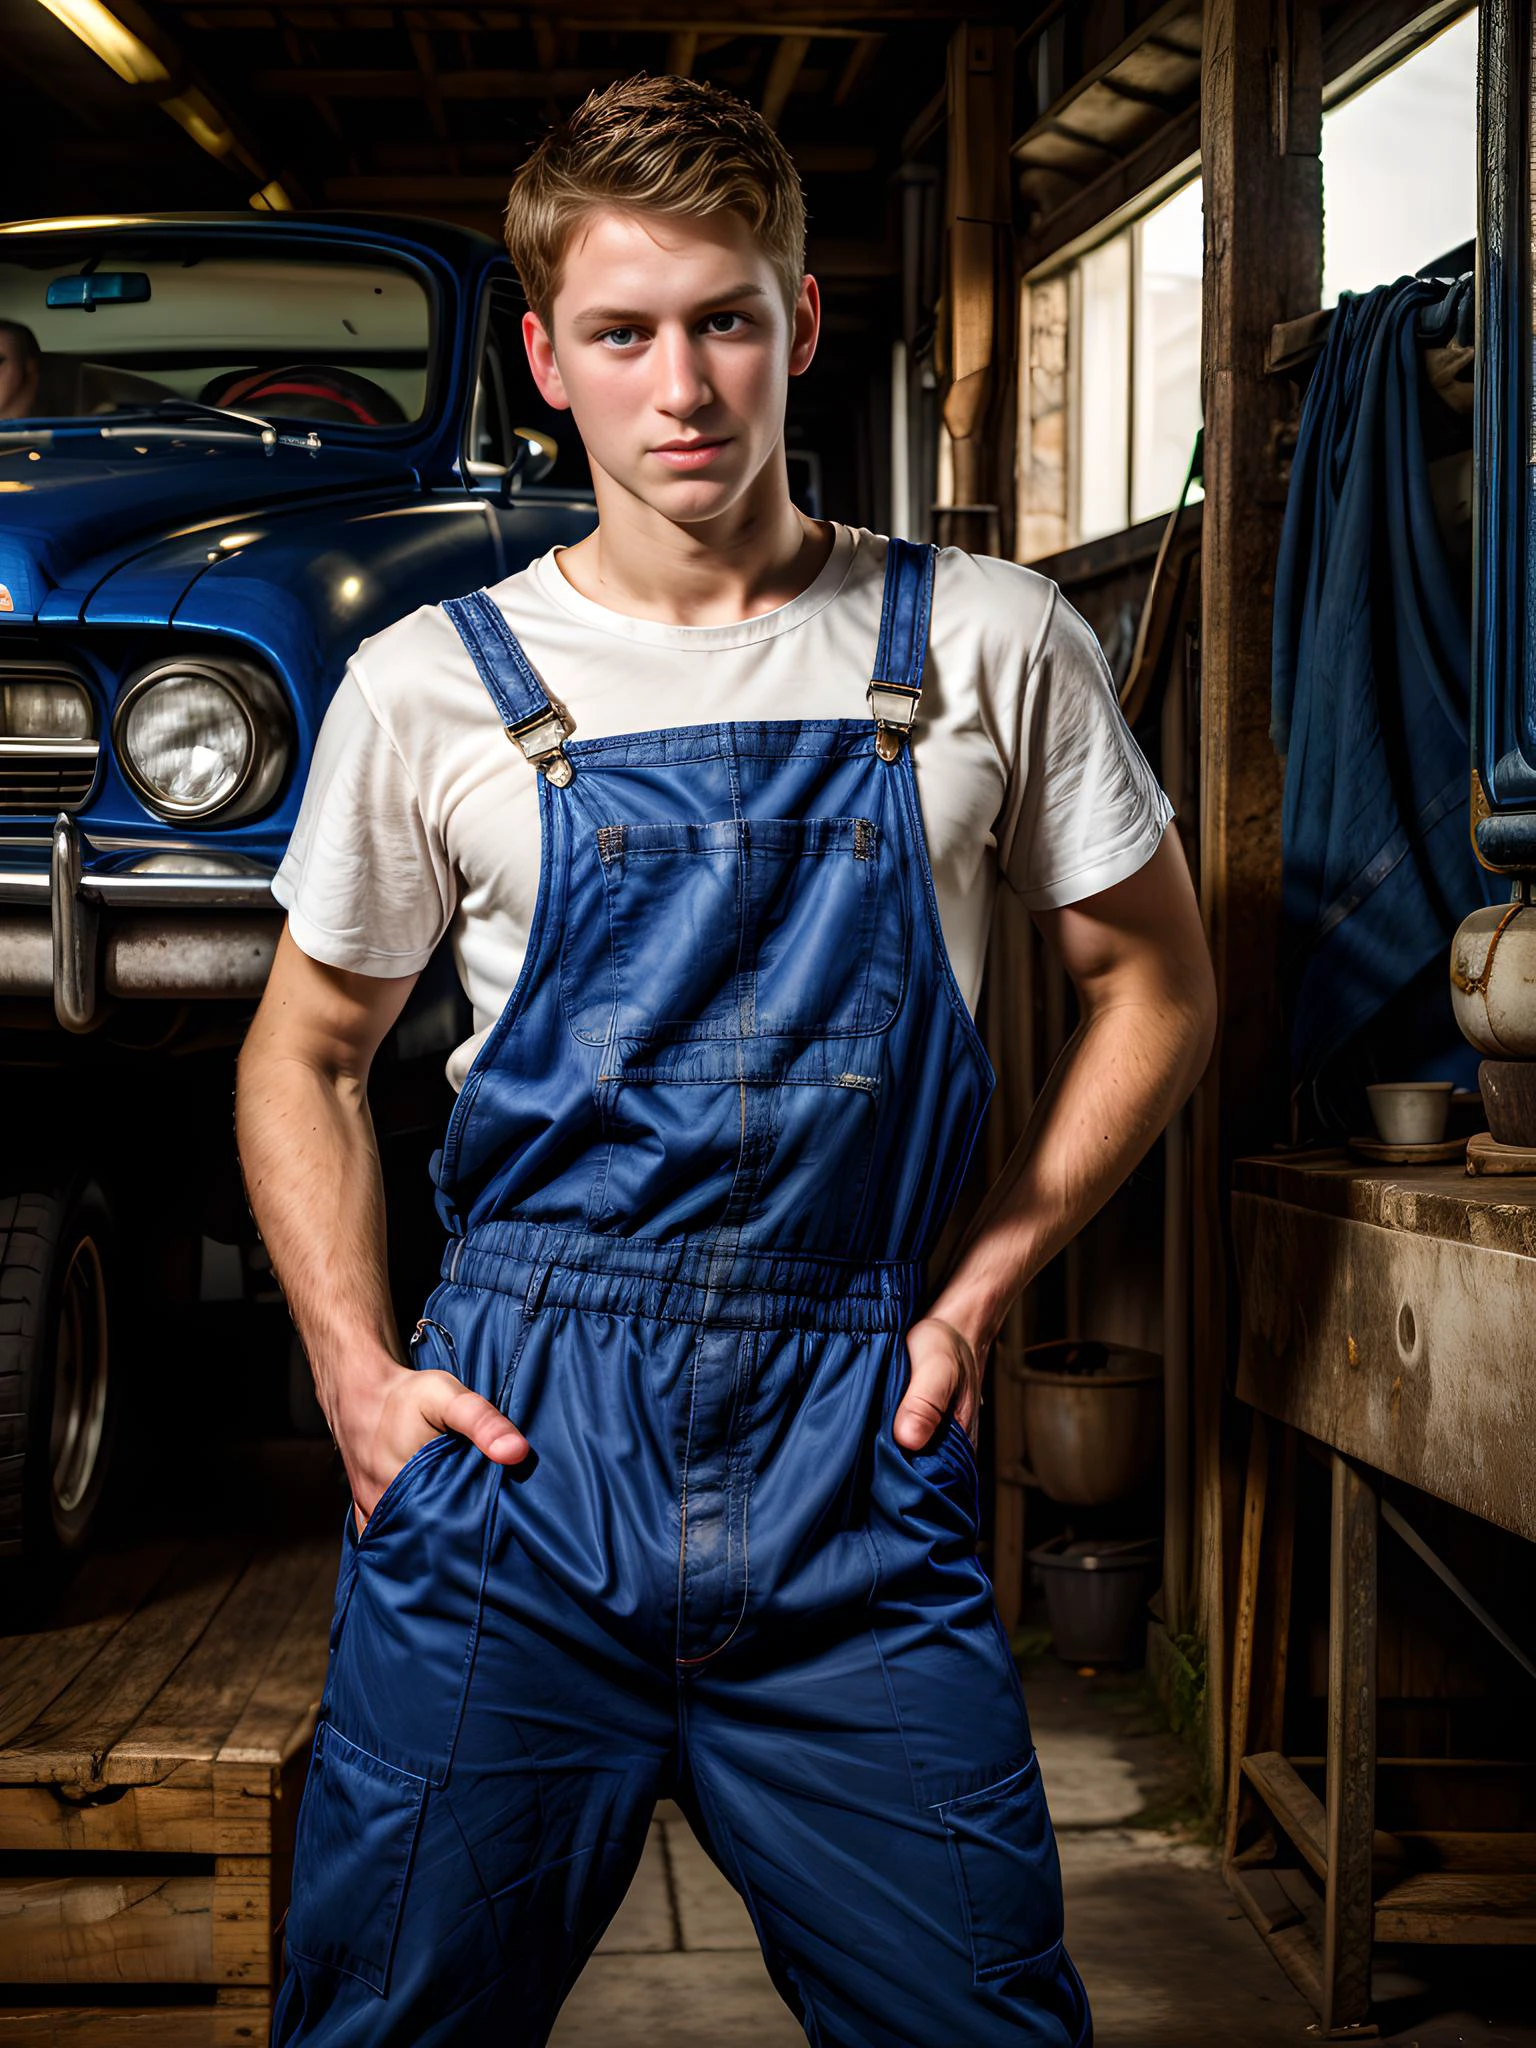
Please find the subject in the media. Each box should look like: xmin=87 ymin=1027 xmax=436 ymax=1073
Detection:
xmin=0 ymin=1494 xmax=339 ymax=2045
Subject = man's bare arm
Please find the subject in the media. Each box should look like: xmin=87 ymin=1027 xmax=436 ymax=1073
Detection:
xmin=897 ymin=826 xmax=1217 ymax=1449
xmin=235 ymin=926 xmax=528 ymax=1529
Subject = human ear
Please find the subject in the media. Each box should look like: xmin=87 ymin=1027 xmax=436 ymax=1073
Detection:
xmin=788 ymin=275 xmax=820 ymax=380
xmin=522 ymin=309 xmax=571 ymax=413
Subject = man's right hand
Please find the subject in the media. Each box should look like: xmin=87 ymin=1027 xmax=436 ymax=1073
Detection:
xmin=336 ymin=1362 xmax=530 ymax=1540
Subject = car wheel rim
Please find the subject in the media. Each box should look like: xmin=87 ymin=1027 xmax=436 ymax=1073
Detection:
xmin=50 ymin=1235 xmax=109 ymax=1518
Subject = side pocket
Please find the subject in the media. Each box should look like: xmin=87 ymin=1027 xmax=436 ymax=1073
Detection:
xmin=285 ymin=1722 xmax=428 ymax=1996
xmin=935 ymin=1751 xmax=1065 ymax=1981
xmin=904 ymin=1408 xmax=982 ymax=1540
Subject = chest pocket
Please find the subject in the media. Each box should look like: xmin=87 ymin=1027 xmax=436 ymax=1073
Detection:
xmin=562 ymin=814 xmax=909 ymax=1048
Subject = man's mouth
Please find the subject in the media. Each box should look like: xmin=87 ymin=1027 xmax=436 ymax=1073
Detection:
xmin=650 ymin=438 xmax=731 ymax=469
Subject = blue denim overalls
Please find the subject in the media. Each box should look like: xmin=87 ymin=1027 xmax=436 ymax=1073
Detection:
xmin=271 ymin=539 xmax=1091 ymax=2048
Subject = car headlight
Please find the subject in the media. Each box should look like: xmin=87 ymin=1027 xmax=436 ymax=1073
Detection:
xmin=114 ymin=655 xmax=290 ymax=822
xmin=0 ymin=676 xmax=94 ymax=739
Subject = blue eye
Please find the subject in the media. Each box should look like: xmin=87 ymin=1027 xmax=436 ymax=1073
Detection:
xmin=598 ymin=327 xmax=638 ymax=348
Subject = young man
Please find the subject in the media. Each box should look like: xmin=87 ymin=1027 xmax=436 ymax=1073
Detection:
xmin=239 ymin=75 xmax=1216 ymax=2048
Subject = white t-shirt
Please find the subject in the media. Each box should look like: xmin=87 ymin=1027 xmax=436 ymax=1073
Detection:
xmin=272 ymin=523 xmax=1175 ymax=1090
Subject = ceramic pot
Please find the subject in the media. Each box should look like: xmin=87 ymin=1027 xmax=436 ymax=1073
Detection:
xmin=1451 ymin=900 xmax=1536 ymax=1055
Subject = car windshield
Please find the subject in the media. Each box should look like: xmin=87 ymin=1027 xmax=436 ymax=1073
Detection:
xmin=0 ymin=235 xmax=434 ymax=431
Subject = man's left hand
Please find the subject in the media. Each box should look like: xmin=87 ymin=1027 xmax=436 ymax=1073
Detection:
xmin=894 ymin=1316 xmax=983 ymax=1452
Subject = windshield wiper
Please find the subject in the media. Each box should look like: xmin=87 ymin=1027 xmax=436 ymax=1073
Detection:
xmin=95 ymin=400 xmax=322 ymax=453
xmin=151 ymin=397 xmax=279 ymax=436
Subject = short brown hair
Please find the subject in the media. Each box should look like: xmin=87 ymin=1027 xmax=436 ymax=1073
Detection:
xmin=504 ymin=74 xmax=807 ymax=326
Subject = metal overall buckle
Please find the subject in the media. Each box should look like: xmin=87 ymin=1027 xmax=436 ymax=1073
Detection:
xmin=505 ymin=704 xmax=574 ymax=785
xmin=866 ymin=679 xmax=920 ymax=762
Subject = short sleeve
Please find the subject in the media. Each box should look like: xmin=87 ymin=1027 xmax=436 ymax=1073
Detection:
xmin=1000 ymin=583 xmax=1175 ymax=909
xmin=271 ymin=659 xmax=453 ymax=976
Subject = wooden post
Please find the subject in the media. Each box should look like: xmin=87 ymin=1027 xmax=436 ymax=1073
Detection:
xmin=1195 ymin=0 xmax=1321 ymax=1805
xmin=938 ymin=20 xmax=1014 ymax=558
xmin=1224 ymin=1411 xmax=1298 ymax=1869
xmin=1323 ymin=1452 xmax=1378 ymax=2031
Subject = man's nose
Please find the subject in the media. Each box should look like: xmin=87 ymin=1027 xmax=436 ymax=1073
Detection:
xmin=654 ymin=326 xmax=713 ymax=417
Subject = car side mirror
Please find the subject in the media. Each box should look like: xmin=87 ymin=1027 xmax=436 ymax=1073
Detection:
xmin=503 ymin=428 xmax=558 ymax=496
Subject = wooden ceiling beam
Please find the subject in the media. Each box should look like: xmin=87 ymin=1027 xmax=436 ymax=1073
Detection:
xmin=1095 ymin=75 xmax=1187 ymax=118
xmin=1045 ymin=115 xmax=1128 ymax=161
xmin=832 ymin=32 xmax=882 ymax=105
xmin=171 ymin=0 xmax=999 ymax=17
xmin=250 ymin=66 xmax=625 ymax=95
xmin=760 ymin=33 xmax=811 ymax=127
xmin=282 ymin=18 xmax=357 ymax=172
xmin=409 ymin=27 xmax=459 ymax=168
xmin=667 ymin=29 xmax=700 ymax=75
xmin=28 ymin=0 xmax=300 ymax=201
xmin=1017 ymin=102 xmax=1198 ymax=274
xmin=326 ymin=175 xmax=517 ymax=200
xmin=1013 ymin=0 xmax=1199 ymax=155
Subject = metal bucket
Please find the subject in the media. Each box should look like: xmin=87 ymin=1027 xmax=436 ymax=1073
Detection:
xmin=1028 ymin=1534 xmax=1160 ymax=1665
xmin=1014 ymin=1339 xmax=1163 ymax=1506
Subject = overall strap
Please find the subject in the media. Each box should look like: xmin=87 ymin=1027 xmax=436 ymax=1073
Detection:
xmin=867 ymin=537 xmax=939 ymax=762
xmin=442 ymin=589 xmax=574 ymax=785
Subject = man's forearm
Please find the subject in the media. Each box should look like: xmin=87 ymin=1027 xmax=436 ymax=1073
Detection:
xmin=234 ymin=1047 xmax=402 ymax=1428
xmin=926 ymin=993 xmax=1211 ymax=1360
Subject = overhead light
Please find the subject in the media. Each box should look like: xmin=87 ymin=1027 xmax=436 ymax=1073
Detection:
xmin=35 ymin=0 xmax=167 ymax=85
xmin=161 ymin=89 xmax=232 ymax=159
xmin=250 ymin=180 xmax=294 ymax=213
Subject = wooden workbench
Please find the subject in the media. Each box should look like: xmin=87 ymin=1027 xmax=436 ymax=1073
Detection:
xmin=1233 ymin=1150 xmax=1536 ymax=1541
xmin=1226 ymin=1150 xmax=1536 ymax=2038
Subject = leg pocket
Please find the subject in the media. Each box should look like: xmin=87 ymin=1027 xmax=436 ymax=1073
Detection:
xmin=935 ymin=1751 xmax=1065 ymax=1981
xmin=286 ymin=1722 xmax=428 ymax=1996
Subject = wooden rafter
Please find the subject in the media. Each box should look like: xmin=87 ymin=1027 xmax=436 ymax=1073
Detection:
xmin=249 ymin=66 xmax=626 ymax=95
xmin=409 ymin=27 xmax=456 ymax=162
xmin=760 ymin=33 xmax=810 ymax=127
xmin=37 ymin=0 xmax=299 ymax=201
xmin=666 ymin=30 xmax=700 ymax=75
xmin=281 ymin=18 xmax=355 ymax=170
xmin=1012 ymin=0 xmax=1200 ymax=158
xmin=166 ymin=0 xmax=1003 ymax=17
xmin=832 ymin=33 xmax=881 ymax=105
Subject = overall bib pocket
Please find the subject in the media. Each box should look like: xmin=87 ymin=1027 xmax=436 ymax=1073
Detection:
xmin=285 ymin=1721 xmax=428 ymax=1996
xmin=934 ymin=1751 xmax=1065 ymax=1981
xmin=562 ymin=814 xmax=909 ymax=1045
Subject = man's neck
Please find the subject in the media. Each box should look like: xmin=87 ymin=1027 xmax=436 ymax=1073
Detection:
xmin=554 ymin=481 xmax=835 ymax=628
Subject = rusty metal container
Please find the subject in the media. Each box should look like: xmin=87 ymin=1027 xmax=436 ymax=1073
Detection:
xmin=1015 ymin=1339 xmax=1163 ymax=1506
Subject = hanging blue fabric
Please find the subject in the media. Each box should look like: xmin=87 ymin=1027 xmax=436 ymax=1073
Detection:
xmin=1271 ymin=272 xmax=1500 ymax=1109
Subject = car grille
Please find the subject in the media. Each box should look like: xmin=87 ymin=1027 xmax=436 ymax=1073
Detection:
xmin=0 ymin=740 xmax=100 ymax=813
xmin=0 ymin=661 xmax=99 ymax=814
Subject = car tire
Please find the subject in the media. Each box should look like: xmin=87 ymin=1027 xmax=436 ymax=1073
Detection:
xmin=0 ymin=1177 xmax=119 ymax=1563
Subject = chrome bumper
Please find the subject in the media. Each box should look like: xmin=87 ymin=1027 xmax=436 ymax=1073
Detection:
xmin=0 ymin=814 xmax=281 ymax=1030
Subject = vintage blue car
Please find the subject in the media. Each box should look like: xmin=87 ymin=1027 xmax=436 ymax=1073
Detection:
xmin=0 ymin=211 xmax=597 ymax=1566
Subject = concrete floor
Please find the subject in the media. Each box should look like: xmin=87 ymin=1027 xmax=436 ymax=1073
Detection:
xmin=550 ymin=1648 xmax=1536 ymax=2047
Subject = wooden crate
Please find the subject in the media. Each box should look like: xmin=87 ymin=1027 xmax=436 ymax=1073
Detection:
xmin=0 ymin=1505 xmax=338 ymax=2045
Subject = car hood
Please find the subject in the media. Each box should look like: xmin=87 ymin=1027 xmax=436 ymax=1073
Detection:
xmin=0 ymin=432 xmax=417 ymax=622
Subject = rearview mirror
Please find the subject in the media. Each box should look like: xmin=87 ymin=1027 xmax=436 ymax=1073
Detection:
xmin=46 ymin=272 xmax=152 ymax=312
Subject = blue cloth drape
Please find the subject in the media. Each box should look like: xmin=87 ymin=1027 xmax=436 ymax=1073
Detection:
xmin=1271 ymin=273 xmax=1499 ymax=1102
